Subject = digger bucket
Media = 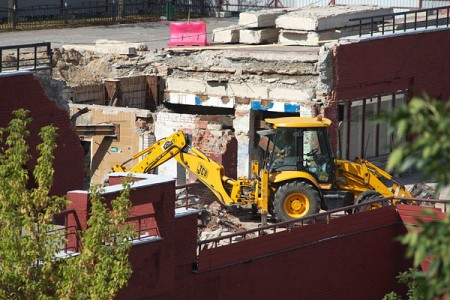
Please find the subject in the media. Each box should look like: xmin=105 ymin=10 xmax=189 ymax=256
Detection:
xmin=167 ymin=21 xmax=210 ymax=47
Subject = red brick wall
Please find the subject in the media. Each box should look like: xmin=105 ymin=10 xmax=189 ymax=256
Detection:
xmin=0 ymin=73 xmax=84 ymax=196
xmin=333 ymin=30 xmax=450 ymax=101
xmin=119 ymin=206 xmax=412 ymax=299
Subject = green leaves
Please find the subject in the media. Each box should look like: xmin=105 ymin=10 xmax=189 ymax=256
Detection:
xmin=0 ymin=110 xmax=134 ymax=300
xmin=382 ymin=95 xmax=450 ymax=192
xmin=381 ymin=96 xmax=450 ymax=299
xmin=57 ymin=181 xmax=134 ymax=300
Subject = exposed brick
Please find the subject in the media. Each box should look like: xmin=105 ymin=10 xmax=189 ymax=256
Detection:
xmin=0 ymin=73 xmax=84 ymax=196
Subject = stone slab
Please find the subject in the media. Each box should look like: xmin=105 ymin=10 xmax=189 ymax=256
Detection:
xmin=212 ymin=25 xmax=240 ymax=43
xmin=239 ymin=8 xmax=295 ymax=28
xmin=278 ymin=26 xmax=366 ymax=44
xmin=239 ymin=28 xmax=279 ymax=45
xmin=276 ymin=5 xmax=394 ymax=31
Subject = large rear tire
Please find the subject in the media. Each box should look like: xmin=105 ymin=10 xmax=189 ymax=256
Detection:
xmin=273 ymin=181 xmax=321 ymax=222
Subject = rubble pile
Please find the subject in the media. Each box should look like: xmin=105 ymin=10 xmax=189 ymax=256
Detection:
xmin=175 ymin=188 xmax=257 ymax=243
xmin=197 ymin=201 xmax=257 ymax=245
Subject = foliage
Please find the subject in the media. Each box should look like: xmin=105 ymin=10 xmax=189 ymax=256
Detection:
xmin=0 ymin=109 xmax=134 ymax=299
xmin=382 ymin=96 xmax=450 ymax=299
xmin=56 ymin=184 xmax=135 ymax=300
xmin=384 ymin=95 xmax=450 ymax=192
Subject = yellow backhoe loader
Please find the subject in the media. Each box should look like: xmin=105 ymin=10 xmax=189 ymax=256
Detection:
xmin=113 ymin=116 xmax=415 ymax=223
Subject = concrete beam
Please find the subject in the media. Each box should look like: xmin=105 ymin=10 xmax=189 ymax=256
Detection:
xmin=268 ymin=87 xmax=314 ymax=101
xmin=228 ymin=83 xmax=269 ymax=99
xmin=276 ymin=5 xmax=394 ymax=31
xmin=239 ymin=28 xmax=279 ymax=45
xmin=166 ymin=78 xmax=206 ymax=94
xmin=212 ymin=25 xmax=240 ymax=44
xmin=239 ymin=8 xmax=294 ymax=28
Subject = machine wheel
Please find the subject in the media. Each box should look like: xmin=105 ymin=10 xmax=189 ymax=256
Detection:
xmin=273 ymin=181 xmax=320 ymax=222
xmin=353 ymin=190 xmax=387 ymax=213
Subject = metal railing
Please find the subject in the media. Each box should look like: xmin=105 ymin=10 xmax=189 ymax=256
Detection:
xmin=0 ymin=42 xmax=52 ymax=73
xmin=126 ymin=213 xmax=160 ymax=240
xmin=52 ymin=209 xmax=83 ymax=253
xmin=0 ymin=0 xmax=211 ymax=31
xmin=350 ymin=5 xmax=450 ymax=36
xmin=196 ymin=196 xmax=449 ymax=254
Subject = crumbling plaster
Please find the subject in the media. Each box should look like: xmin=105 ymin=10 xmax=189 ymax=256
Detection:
xmin=51 ymin=40 xmax=334 ymax=178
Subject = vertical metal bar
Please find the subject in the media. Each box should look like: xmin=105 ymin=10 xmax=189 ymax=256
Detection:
xmin=34 ymin=46 xmax=37 ymax=70
xmin=65 ymin=213 xmax=68 ymax=253
xmin=425 ymin=10 xmax=428 ymax=28
xmin=371 ymin=17 xmax=374 ymax=36
xmin=436 ymin=8 xmax=439 ymax=27
xmin=447 ymin=8 xmax=449 ymax=27
xmin=0 ymin=49 xmax=2 ymax=72
xmin=346 ymin=101 xmax=352 ymax=160
xmin=16 ymin=47 xmax=20 ymax=71
xmin=361 ymin=99 xmax=366 ymax=158
xmin=359 ymin=19 xmax=362 ymax=36
xmin=404 ymin=13 xmax=407 ymax=32
xmin=185 ymin=186 xmax=189 ymax=210
xmin=376 ymin=95 xmax=381 ymax=157
xmin=393 ymin=16 xmax=396 ymax=33
xmin=415 ymin=12 xmax=417 ymax=30
xmin=138 ymin=219 xmax=141 ymax=240
xmin=382 ymin=16 xmax=385 ymax=35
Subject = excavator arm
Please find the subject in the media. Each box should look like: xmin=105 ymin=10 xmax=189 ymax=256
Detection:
xmin=112 ymin=131 xmax=255 ymax=207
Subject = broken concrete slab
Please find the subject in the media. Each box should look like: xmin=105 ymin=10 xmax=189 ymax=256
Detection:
xmin=238 ymin=8 xmax=295 ymax=28
xmin=62 ymin=40 xmax=148 ymax=55
xmin=212 ymin=25 xmax=240 ymax=44
xmin=239 ymin=28 xmax=279 ymax=45
xmin=276 ymin=5 xmax=394 ymax=31
xmin=278 ymin=26 xmax=363 ymax=44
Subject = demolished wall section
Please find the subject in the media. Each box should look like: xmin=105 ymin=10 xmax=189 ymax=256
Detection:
xmin=69 ymin=104 xmax=153 ymax=185
xmin=0 ymin=72 xmax=84 ymax=196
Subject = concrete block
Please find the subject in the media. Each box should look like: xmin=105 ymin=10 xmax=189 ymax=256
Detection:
xmin=276 ymin=5 xmax=394 ymax=31
xmin=239 ymin=8 xmax=294 ymax=28
xmin=212 ymin=26 xmax=240 ymax=44
xmin=228 ymin=83 xmax=268 ymax=99
xmin=215 ymin=11 xmax=232 ymax=18
xmin=268 ymin=87 xmax=314 ymax=101
xmin=239 ymin=28 xmax=279 ymax=45
xmin=166 ymin=78 xmax=206 ymax=94
xmin=279 ymin=24 xmax=372 ymax=44
xmin=94 ymin=40 xmax=148 ymax=55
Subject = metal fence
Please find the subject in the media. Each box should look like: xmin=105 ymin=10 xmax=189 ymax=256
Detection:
xmin=0 ymin=42 xmax=52 ymax=73
xmin=1 ymin=0 xmax=449 ymax=31
xmin=350 ymin=5 xmax=450 ymax=36
xmin=0 ymin=0 xmax=211 ymax=31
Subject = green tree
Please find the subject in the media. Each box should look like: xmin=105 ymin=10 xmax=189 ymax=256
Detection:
xmin=0 ymin=109 xmax=134 ymax=299
xmin=383 ymin=96 xmax=450 ymax=299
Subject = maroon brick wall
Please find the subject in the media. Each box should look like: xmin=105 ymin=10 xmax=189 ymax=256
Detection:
xmin=0 ymin=72 xmax=84 ymax=196
xmin=333 ymin=30 xmax=450 ymax=101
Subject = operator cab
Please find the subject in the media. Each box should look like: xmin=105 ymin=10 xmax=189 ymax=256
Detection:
xmin=260 ymin=116 xmax=334 ymax=183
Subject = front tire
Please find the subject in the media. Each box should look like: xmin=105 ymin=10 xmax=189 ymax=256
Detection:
xmin=353 ymin=190 xmax=387 ymax=213
xmin=273 ymin=181 xmax=321 ymax=222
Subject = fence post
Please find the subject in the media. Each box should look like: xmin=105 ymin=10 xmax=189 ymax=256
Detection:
xmin=118 ymin=0 xmax=125 ymax=22
xmin=8 ymin=0 xmax=17 ymax=30
xmin=112 ymin=0 xmax=117 ymax=22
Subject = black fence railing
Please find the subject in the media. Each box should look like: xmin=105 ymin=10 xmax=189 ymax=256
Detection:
xmin=350 ymin=5 xmax=450 ymax=37
xmin=0 ymin=0 xmax=213 ymax=31
xmin=0 ymin=42 xmax=52 ymax=73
